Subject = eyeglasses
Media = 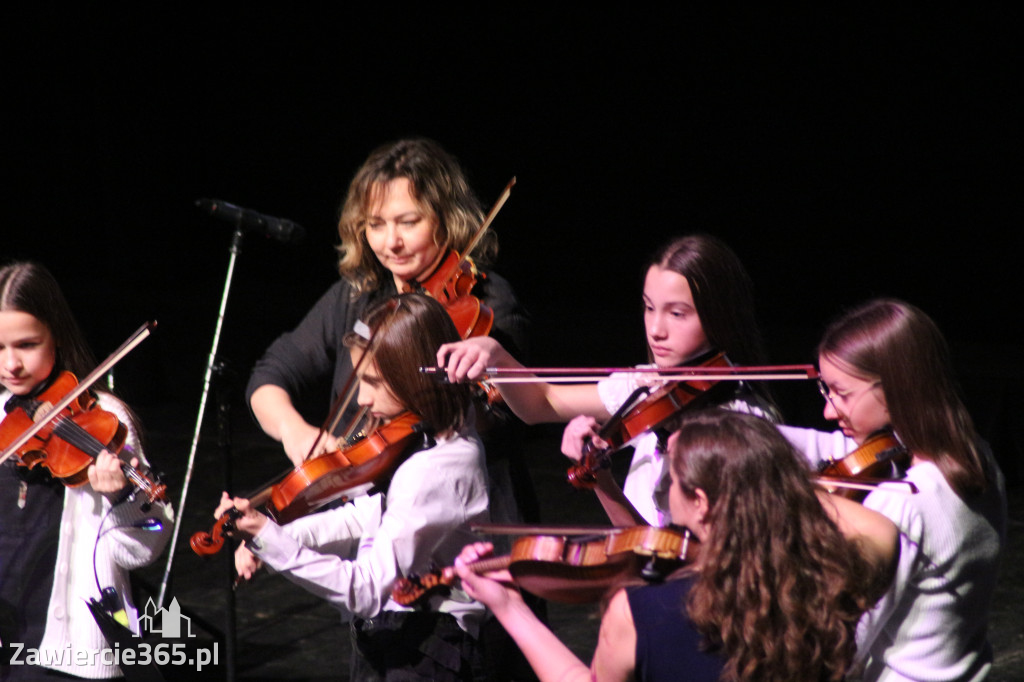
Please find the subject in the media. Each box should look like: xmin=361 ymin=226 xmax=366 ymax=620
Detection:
xmin=816 ymin=378 xmax=830 ymax=400
xmin=817 ymin=378 xmax=881 ymax=409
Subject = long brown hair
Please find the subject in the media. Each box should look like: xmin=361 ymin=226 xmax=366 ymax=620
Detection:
xmin=674 ymin=409 xmax=875 ymax=681
xmin=0 ymin=261 xmax=146 ymax=448
xmin=344 ymin=294 xmax=473 ymax=437
xmin=336 ymin=138 xmax=496 ymax=294
xmin=650 ymin=235 xmax=778 ymax=416
xmin=818 ymin=298 xmax=987 ymax=498
xmin=0 ymin=261 xmax=97 ymax=380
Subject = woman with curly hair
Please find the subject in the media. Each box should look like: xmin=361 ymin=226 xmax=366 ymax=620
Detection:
xmin=248 ymin=137 xmax=527 ymax=466
xmin=244 ymin=138 xmax=535 ymax=679
xmin=456 ymin=409 xmax=897 ymax=681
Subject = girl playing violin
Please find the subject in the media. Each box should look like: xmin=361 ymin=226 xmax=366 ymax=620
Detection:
xmin=456 ymin=409 xmax=899 ymax=682
xmin=0 ymin=261 xmax=172 ymax=680
xmin=780 ymin=299 xmax=1007 ymax=682
xmin=218 ymin=294 xmax=490 ymax=681
xmin=439 ymin=234 xmax=778 ymax=526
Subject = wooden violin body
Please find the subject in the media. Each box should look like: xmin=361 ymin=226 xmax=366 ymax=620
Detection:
xmin=568 ymin=352 xmax=730 ymax=488
xmin=405 ymin=250 xmax=494 ymax=340
xmin=0 ymin=371 xmax=166 ymax=504
xmin=190 ymin=412 xmax=424 ymax=555
xmin=819 ymin=430 xmax=908 ymax=501
xmin=402 ymin=178 xmax=516 ymax=342
xmin=267 ymin=412 xmax=423 ymax=523
xmin=1 ymin=371 xmax=100 ymax=484
xmin=392 ymin=525 xmax=697 ymax=607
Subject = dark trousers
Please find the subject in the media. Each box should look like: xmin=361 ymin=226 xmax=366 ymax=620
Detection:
xmin=349 ymin=611 xmax=480 ymax=681
xmin=0 ymin=465 xmax=63 ymax=681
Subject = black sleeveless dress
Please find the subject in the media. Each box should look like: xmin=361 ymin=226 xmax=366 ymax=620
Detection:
xmin=627 ymin=575 xmax=723 ymax=682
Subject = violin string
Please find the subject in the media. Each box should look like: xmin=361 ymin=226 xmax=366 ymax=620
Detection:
xmin=310 ymin=300 xmax=401 ymax=461
xmin=49 ymin=414 xmax=159 ymax=495
xmin=52 ymin=417 xmax=103 ymax=456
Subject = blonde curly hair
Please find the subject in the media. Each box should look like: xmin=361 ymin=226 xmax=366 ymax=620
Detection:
xmin=336 ymin=138 xmax=497 ymax=294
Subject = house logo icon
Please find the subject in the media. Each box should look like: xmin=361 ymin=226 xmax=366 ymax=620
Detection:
xmin=138 ymin=597 xmax=195 ymax=638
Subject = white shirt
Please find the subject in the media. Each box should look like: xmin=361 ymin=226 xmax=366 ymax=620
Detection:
xmin=248 ymin=429 xmax=490 ymax=636
xmin=1 ymin=389 xmax=174 ymax=679
xmin=597 ymin=369 xmax=772 ymax=526
xmin=780 ymin=425 xmax=1007 ymax=682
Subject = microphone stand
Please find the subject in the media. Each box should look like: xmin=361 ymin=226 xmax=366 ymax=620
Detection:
xmin=157 ymin=222 xmax=245 ymax=681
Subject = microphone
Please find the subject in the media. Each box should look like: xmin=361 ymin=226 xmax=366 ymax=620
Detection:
xmin=196 ymin=198 xmax=305 ymax=244
xmin=96 ymin=587 xmax=130 ymax=628
xmin=89 ymin=516 xmax=165 ymax=628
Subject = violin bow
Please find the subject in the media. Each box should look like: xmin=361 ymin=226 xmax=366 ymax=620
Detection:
xmin=814 ymin=475 xmax=919 ymax=495
xmin=421 ymin=363 xmax=819 ymax=384
xmin=461 ymin=177 xmax=515 ymax=263
xmin=0 ymin=322 xmax=156 ymax=465
xmin=416 ymin=177 xmax=515 ymax=284
xmin=306 ymin=301 xmax=398 ymax=461
xmin=471 ymin=522 xmax=630 ymax=536
xmin=307 ymin=348 xmax=372 ymax=461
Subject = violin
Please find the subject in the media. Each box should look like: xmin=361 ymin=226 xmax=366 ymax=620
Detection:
xmin=0 ymin=370 xmax=166 ymax=505
xmin=819 ymin=430 xmax=909 ymax=501
xmin=190 ymin=412 xmax=426 ymax=556
xmin=267 ymin=412 xmax=423 ymax=523
xmin=567 ymin=351 xmax=733 ymax=488
xmin=405 ymin=250 xmax=493 ymax=339
xmin=401 ymin=178 xmax=514 ymax=341
xmin=392 ymin=525 xmax=697 ymax=607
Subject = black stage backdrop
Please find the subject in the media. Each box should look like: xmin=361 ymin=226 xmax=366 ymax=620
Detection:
xmin=4 ymin=7 xmax=1021 ymax=478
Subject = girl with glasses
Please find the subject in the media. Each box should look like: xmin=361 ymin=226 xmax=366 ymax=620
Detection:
xmin=781 ymin=298 xmax=1007 ymax=681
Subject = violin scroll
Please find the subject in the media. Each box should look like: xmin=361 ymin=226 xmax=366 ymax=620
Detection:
xmin=189 ymin=508 xmax=242 ymax=556
xmin=191 ymin=413 xmax=425 ymax=556
xmin=565 ymin=439 xmax=606 ymax=490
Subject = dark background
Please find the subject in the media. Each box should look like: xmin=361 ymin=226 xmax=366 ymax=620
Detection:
xmin=4 ymin=9 xmax=1023 ymax=679
xmin=4 ymin=7 xmax=1021 ymax=475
